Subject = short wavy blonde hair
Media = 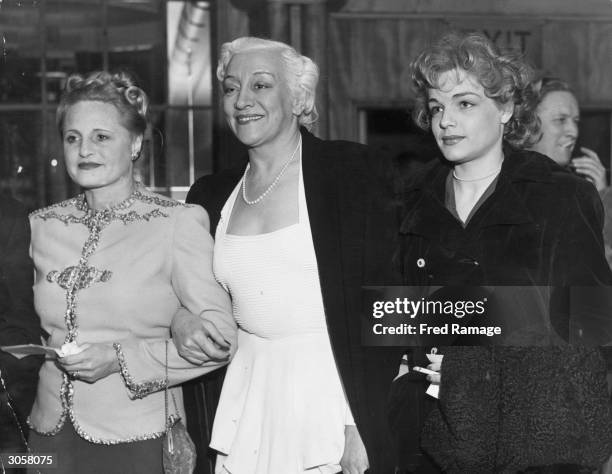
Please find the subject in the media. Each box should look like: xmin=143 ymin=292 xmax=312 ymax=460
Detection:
xmin=411 ymin=32 xmax=540 ymax=148
xmin=216 ymin=37 xmax=319 ymax=129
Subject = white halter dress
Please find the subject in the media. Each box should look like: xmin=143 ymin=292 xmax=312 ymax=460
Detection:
xmin=210 ymin=157 xmax=352 ymax=474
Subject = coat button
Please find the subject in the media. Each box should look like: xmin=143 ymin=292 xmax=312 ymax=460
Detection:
xmin=417 ymin=258 xmax=426 ymax=268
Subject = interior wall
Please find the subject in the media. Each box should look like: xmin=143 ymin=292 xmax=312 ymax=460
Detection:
xmin=328 ymin=5 xmax=612 ymax=141
xmin=341 ymin=0 xmax=612 ymax=17
xmin=210 ymin=0 xmax=250 ymax=171
xmin=328 ymin=17 xmax=447 ymax=141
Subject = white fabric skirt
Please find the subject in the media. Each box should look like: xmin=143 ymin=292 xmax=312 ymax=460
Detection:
xmin=210 ymin=329 xmax=347 ymax=474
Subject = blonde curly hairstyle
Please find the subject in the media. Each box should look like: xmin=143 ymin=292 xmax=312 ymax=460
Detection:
xmin=411 ymin=32 xmax=540 ymax=148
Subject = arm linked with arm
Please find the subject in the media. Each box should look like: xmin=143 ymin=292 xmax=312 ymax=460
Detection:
xmin=114 ymin=205 xmax=236 ymax=399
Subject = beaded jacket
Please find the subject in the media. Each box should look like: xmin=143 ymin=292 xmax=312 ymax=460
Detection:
xmin=27 ymin=186 xmax=235 ymax=444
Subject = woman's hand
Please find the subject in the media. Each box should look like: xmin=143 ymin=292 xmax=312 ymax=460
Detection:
xmin=426 ymin=361 xmax=441 ymax=385
xmin=571 ymin=147 xmax=608 ymax=191
xmin=171 ymin=309 xmax=231 ymax=365
xmin=58 ymin=343 xmax=119 ymax=383
xmin=340 ymin=425 xmax=369 ymax=474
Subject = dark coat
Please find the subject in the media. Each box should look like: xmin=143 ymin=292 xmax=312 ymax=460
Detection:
xmin=0 ymin=197 xmax=40 ymax=346
xmin=185 ymin=129 xmax=404 ymax=473
xmin=397 ymin=147 xmax=612 ymax=288
xmin=396 ymin=149 xmax=612 ymax=472
xmin=0 ymin=196 xmax=42 ymax=442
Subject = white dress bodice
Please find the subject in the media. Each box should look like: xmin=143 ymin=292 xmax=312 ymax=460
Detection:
xmin=210 ymin=158 xmax=351 ymax=474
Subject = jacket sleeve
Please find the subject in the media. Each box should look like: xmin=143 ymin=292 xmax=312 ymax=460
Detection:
xmin=114 ymin=205 xmax=236 ymax=399
xmin=598 ymin=186 xmax=612 ymax=267
xmin=555 ymin=180 xmax=612 ymax=285
xmin=551 ymin=180 xmax=612 ymax=345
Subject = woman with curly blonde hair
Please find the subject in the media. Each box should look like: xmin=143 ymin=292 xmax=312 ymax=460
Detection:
xmin=395 ymin=32 xmax=612 ymax=473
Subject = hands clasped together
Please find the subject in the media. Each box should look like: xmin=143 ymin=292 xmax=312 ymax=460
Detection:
xmin=56 ymin=309 xmax=232 ymax=384
xmin=171 ymin=310 xmax=231 ymax=365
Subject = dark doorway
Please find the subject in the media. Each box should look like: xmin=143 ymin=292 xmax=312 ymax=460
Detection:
xmin=364 ymin=108 xmax=441 ymax=194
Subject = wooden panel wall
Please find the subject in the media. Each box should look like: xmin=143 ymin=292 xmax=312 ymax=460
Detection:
xmin=342 ymin=0 xmax=612 ymax=17
xmin=328 ymin=18 xmax=447 ymax=140
xmin=541 ymin=21 xmax=612 ymax=108
xmin=328 ymin=15 xmax=612 ymax=141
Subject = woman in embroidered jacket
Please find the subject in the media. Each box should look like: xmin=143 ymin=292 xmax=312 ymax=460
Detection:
xmin=27 ymin=71 xmax=236 ymax=474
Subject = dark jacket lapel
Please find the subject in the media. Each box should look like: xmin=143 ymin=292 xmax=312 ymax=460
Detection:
xmin=301 ymin=129 xmax=346 ymax=327
xmin=400 ymin=149 xmax=554 ymax=238
xmin=301 ymin=129 xmax=380 ymax=439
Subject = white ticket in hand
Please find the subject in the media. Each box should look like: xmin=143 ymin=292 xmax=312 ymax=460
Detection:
xmin=1 ymin=344 xmax=59 ymax=359
xmin=56 ymin=341 xmax=84 ymax=357
xmin=2 ymin=341 xmax=85 ymax=359
xmin=426 ymin=384 xmax=440 ymax=399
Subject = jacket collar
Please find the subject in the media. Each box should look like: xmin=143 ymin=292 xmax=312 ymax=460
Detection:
xmin=400 ymin=147 xmax=555 ymax=237
xmin=300 ymin=127 xmax=344 ymax=273
xmin=499 ymin=146 xmax=557 ymax=184
xmin=403 ymin=146 xmax=556 ymax=193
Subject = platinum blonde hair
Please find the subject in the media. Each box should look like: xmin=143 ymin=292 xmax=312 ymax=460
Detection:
xmin=217 ymin=37 xmax=319 ymax=128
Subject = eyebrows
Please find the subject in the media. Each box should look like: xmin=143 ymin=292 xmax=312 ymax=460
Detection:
xmin=428 ymin=91 xmax=482 ymax=103
xmin=223 ymin=71 xmax=276 ymax=82
xmin=551 ymin=112 xmax=580 ymax=121
xmin=64 ymin=127 xmax=113 ymax=134
xmin=547 ymin=107 xmax=579 ymax=117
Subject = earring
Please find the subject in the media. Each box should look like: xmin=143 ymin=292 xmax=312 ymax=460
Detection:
xmin=131 ymin=151 xmax=139 ymax=161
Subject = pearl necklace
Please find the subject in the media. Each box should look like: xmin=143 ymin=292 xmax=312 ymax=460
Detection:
xmin=452 ymin=165 xmax=502 ymax=182
xmin=241 ymin=138 xmax=301 ymax=205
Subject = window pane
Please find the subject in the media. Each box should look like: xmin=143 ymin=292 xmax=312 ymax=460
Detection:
xmin=0 ymin=0 xmax=214 ymax=206
xmin=167 ymin=1 xmax=212 ymax=107
xmin=0 ymin=112 xmax=42 ymax=208
xmin=0 ymin=1 xmax=42 ymax=103
xmin=155 ymin=107 xmax=213 ymax=193
xmin=107 ymin=3 xmax=165 ymax=104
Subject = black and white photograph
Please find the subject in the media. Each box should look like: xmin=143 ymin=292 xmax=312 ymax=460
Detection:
xmin=1 ymin=0 xmax=612 ymax=473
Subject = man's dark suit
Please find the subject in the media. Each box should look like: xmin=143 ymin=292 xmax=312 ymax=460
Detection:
xmin=183 ymin=129 xmax=404 ymax=473
xmin=0 ymin=196 xmax=42 ymax=450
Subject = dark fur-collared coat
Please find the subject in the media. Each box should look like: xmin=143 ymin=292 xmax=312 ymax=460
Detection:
xmin=396 ymin=148 xmax=612 ymax=473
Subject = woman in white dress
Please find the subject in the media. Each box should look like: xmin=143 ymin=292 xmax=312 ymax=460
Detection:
xmin=172 ymin=37 xmax=403 ymax=474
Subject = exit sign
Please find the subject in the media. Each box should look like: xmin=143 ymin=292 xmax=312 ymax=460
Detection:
xmin=446 ymin=19 xmax=543 ymax=66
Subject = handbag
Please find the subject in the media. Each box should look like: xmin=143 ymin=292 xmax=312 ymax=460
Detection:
xmin=162 ymin=340 xmax=197 ymax=474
